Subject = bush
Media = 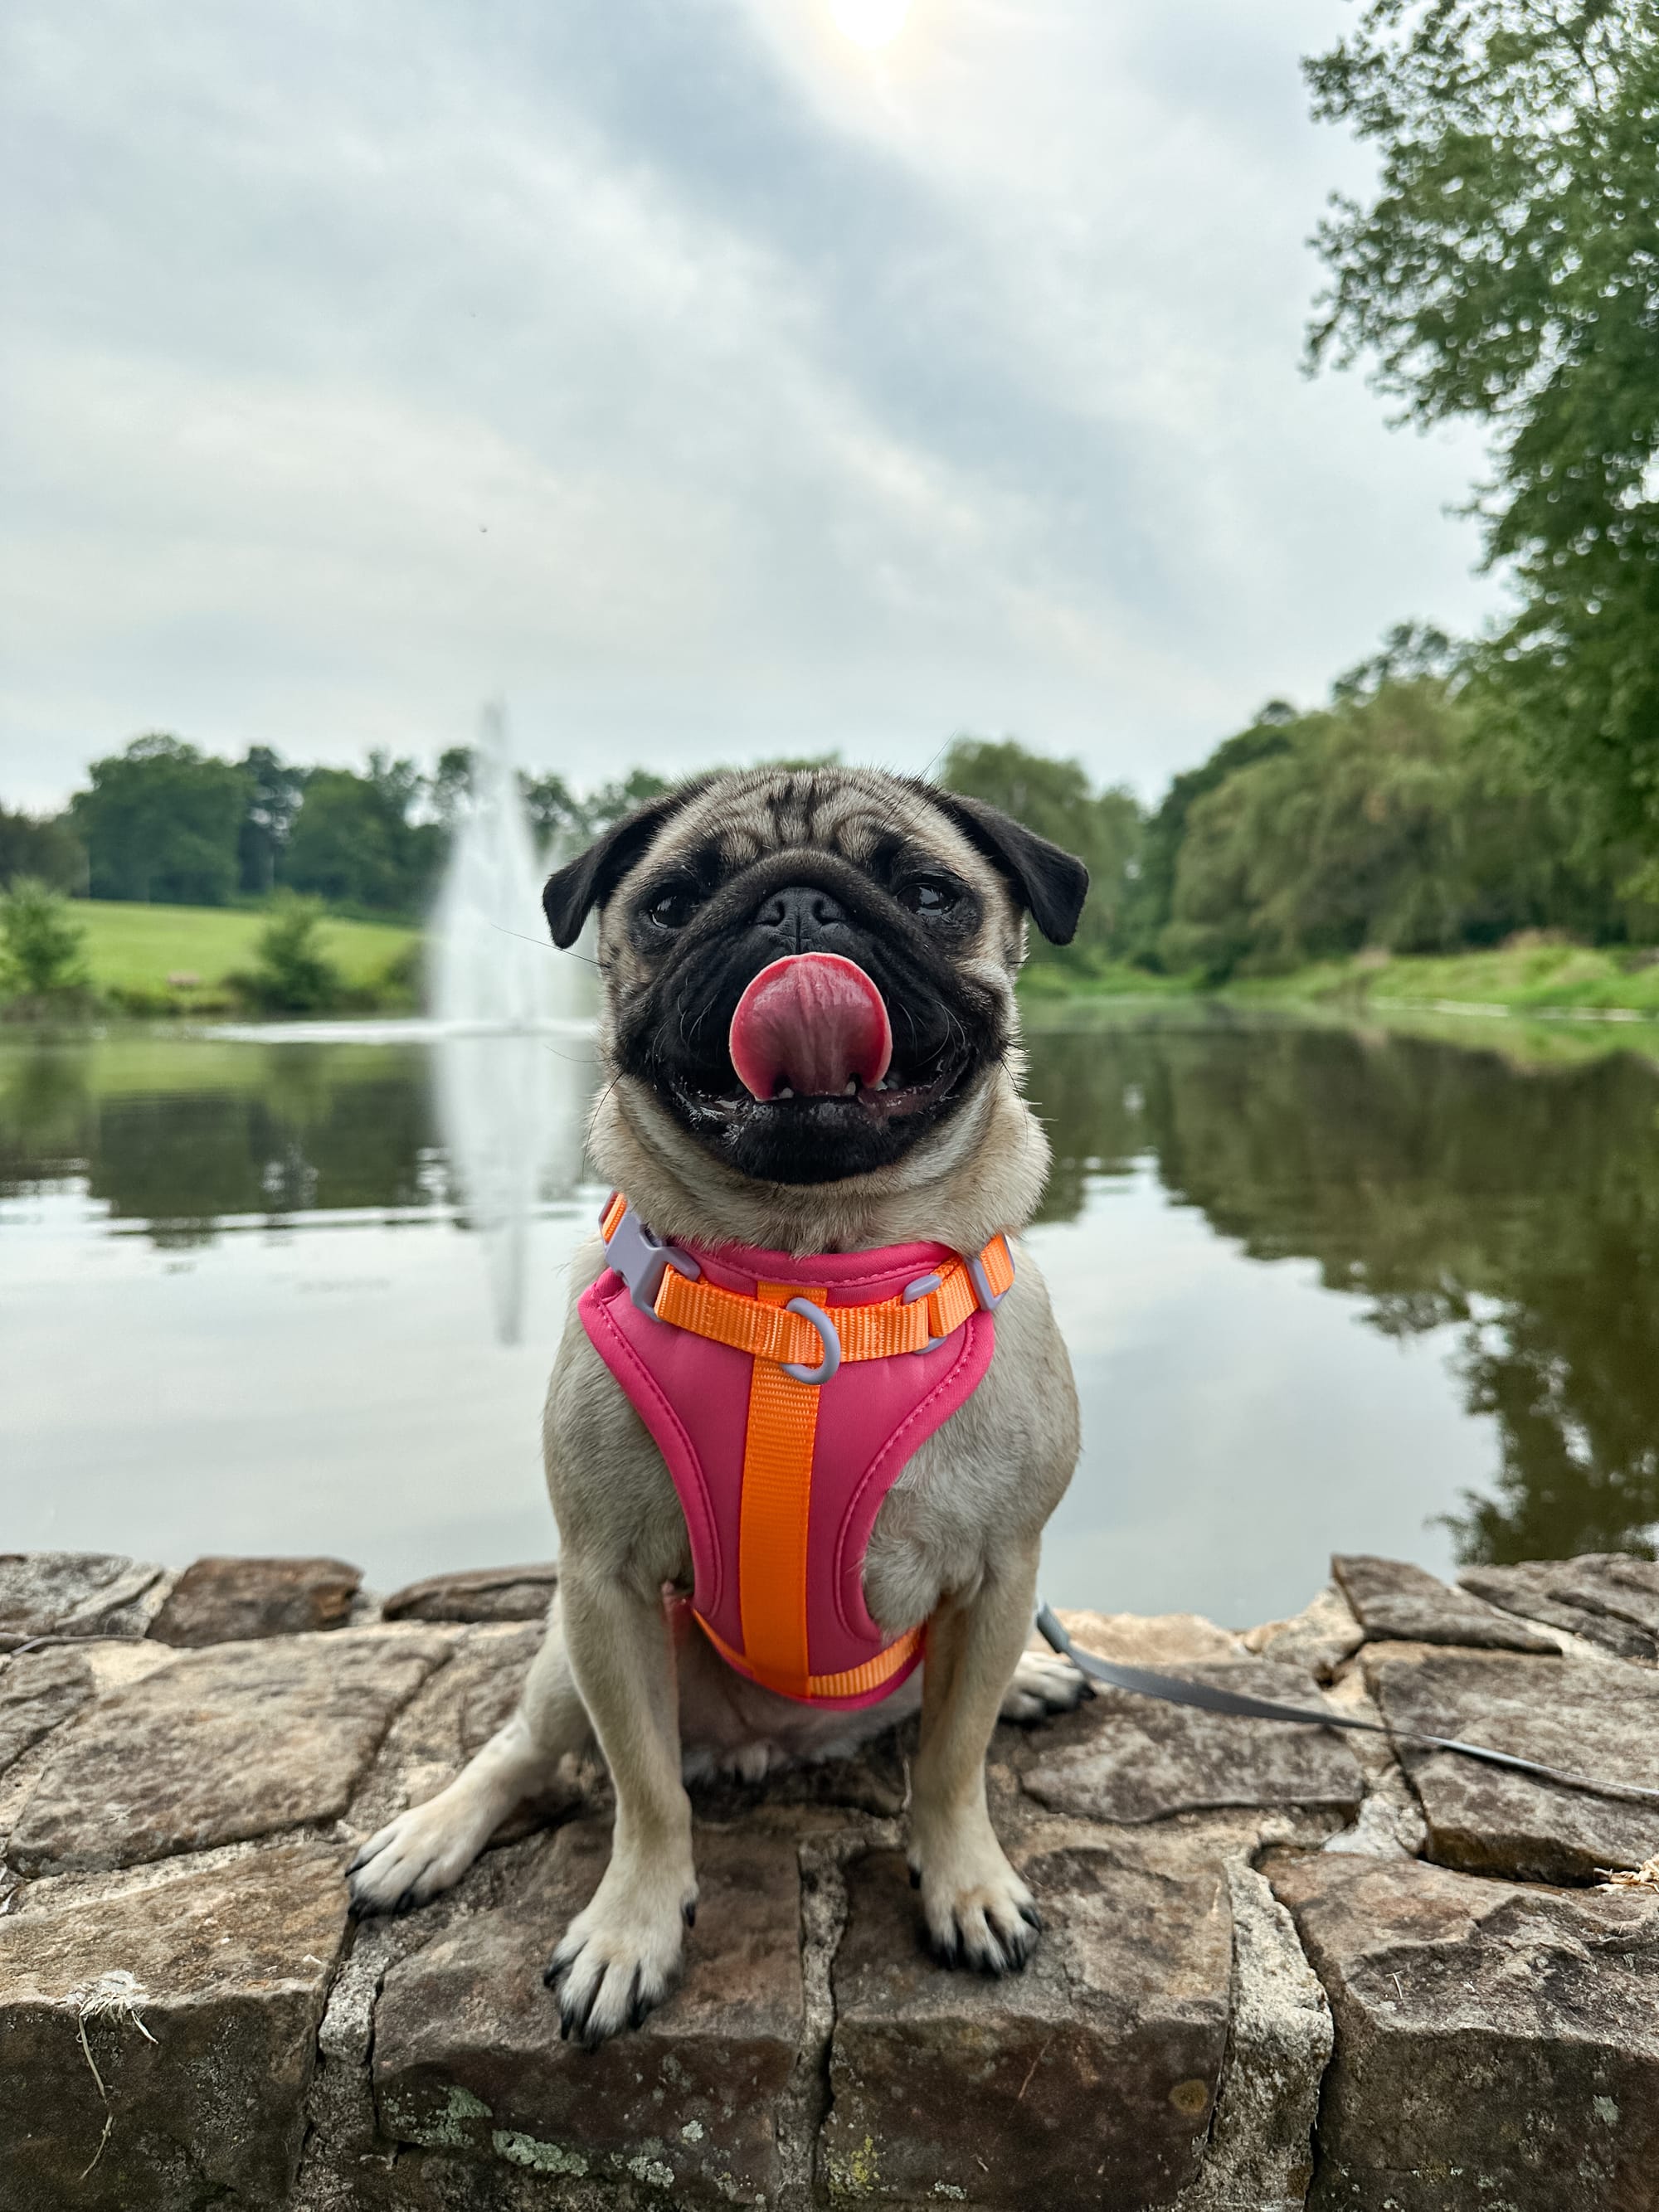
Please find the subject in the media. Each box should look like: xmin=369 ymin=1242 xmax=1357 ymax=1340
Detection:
xmin=0 ymin=879 xmax=91 ymax=1004
xmin=236 ymin=894 xmax=345 ymax=1013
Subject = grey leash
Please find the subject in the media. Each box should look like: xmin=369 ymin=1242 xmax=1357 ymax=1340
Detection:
xmin=1035 ymin=1602 xmax=1659 ymax=1811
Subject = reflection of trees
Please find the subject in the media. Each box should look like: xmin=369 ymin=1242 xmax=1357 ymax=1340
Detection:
xmin=1024 ymin=1018 xmax=1659 ymax=1564
xmin=0 ymin=1043 xmax=439 ymax=1247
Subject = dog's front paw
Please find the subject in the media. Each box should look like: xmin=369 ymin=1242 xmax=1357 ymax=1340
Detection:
xmin=543 ymin=1855 xmax=698 ymax=2046
xmin=1000 ymin=1647 xmax=1090 ymax=1723
xmin=348 ymin=1787 xmax=499 ymax=1917
xmin=909 ymin=1825 xmax=1039 ymax=1976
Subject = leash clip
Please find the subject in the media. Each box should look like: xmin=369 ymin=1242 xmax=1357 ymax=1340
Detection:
xmin=602 ymin=1199 xmax=702 ymax=1320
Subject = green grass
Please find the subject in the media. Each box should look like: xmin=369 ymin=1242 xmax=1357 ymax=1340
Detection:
xmin=1220 ymin=942 xmax=1659 ymax=1020
xmin=70 ymin=900 xmax=417 ymax=997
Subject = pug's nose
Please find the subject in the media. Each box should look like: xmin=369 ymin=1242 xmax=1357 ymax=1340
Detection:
xmin=754 ymin=885 xmax=849 ymax=952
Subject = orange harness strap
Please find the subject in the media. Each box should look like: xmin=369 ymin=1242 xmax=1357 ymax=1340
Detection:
xmin=596 ymin=1200 xmax=1012 ymax=1701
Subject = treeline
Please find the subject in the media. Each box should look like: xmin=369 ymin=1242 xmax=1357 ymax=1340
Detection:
xmin=0 ymin=737 xmax=669 ymax=919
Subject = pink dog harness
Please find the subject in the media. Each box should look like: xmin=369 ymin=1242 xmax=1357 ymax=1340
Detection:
xmin=578 ymin=1194 xmax=1014 ymax=1709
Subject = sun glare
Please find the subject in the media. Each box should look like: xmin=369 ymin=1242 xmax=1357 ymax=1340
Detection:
xmin=830 ymin=0 xmax=911 ymax=49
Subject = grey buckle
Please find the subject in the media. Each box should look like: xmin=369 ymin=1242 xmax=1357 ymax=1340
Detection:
xmin=781 ymin=1298 xmax=840 ymax=1385
xmin=603 ymin=1201 xmax=701 ymax=1319
xmin=902 ymin=1271 xmax=950 ymax=1354
xmin=965 ymin=1242 xmax=1015 ymax=1314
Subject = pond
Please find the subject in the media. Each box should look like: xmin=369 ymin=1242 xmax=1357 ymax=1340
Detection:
xmin=4 ymin=1011 xmax=1657 ymax=1631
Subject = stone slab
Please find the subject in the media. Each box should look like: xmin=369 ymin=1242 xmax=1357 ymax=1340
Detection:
xmin=1022 ymin=1660 xmax=1365 ymax=1824
xmin=0 ymin=1840 xmax=349 ymax=2212
xmin=374 ymin=1818 xmax=805 ymax=2206
xmin=382 ymin=1563 xmax=559 ymax=1624
xmin=1272 ymin=1852 xmax=1659 ymax=2211
xmin=0 ymin=1647 xmax=95 ymax=1777
xmin=1367 ymin=1647 xmax=1659 ymax=1881
xmin=8 ymin=1627 xmax=450 ymax=1875
xmin=1241 ymin=1586 xmax=1366 ymax=1680
xmin=1054 ymin=1608 xmax=1245 ymax=1664
xmin=1331 ymin=1553 xmax=1556 ymax=1652
xmin=148 ymin=1555 xmax=362 ymax=1646
xmin=1172 ymin=1860 xmax=1331 ymax=2212
xmin=0 ymin=1552 xmax=167 ymax=1645
xmin=1462 ymin=1555 xmax=1659 ymax=1663
xmin=824 ymin=1843 xmax=1231 ymax=2208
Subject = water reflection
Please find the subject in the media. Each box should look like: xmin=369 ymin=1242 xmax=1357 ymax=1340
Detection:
xmin=1026 ymin=1016 xmax=1659 ymax=1566
xmin=3 ymin=1014 xmax=1657 ymax=1573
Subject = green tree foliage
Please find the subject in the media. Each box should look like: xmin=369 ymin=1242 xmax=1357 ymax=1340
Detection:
xmin=71 ymin=735 xmax=249 ymax=905
xmin=1124 ymin=712 xmax=1296 ymax=966
xmin=1306 ymin=1 xmax=1659 ymax=848
xmin=236 ymin=746 xmax=305 ymax=897
xmin=236 ymin=892 xmax=345 ymax=1013
xmin=0 ymin=806 xmax=85 ymax=894
xmin=281 ymin=754 xmax=442 ymax=916
xmin=0 ymin=879 xmax=90 ymax=1001
xmin=1163 ymin=674 xmax=1619 ymax=980
xmin=938 ymin=737 xmax=1141 ymax=966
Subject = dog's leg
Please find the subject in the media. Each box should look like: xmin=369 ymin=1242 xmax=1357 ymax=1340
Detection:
xmin=348 ymin=1590 xmax=589 ymax=1915
xmin=908 ymin=1540 xmax=1044 ymax=1973
xmin=542 ymin=1555 xmax=698 ymax=2046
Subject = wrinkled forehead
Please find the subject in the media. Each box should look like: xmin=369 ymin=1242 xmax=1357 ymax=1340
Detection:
xmin=641 ymin=767 xmax=987 ymax=884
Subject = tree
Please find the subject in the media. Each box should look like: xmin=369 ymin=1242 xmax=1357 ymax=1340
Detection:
xmin=1162 ymin=676 xmax=1618 ymax=979
xmin=236 ymin=746 xmax=305 ymax=897
xmin=1306 ymin=1 xmax=1659 ymax=852
xmin=0 ymin=879 xmax=90 ymax=1000
xmin=1123 ymin=718 xmax=1294 ymax=966
xmin=236 ymin=893 xmax=344 ymax=1013
xmin=281 ymin=753 xmax=441 ymax=915
xmin=0 ymin=806 xmax=84 ymax=894
xmin=939 ymin=737 xmax=1141 ymax=965
xmin=70 ymin=735 xmax=248 ymax=905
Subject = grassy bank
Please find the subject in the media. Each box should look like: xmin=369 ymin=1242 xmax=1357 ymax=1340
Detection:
xmin=10 ymin=899 xmax=421 ymax=1017
xmin=1024 ymin=941 xmax=1659 ymax=1021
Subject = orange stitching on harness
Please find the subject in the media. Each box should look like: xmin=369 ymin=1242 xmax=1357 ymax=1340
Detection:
xmin=695 ymin=1612 xmax=924 ymax=1700
xmin=736 ymin=1282 xmax=824 ymax=1699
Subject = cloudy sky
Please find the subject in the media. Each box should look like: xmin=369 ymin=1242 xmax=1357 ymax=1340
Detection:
xmin=2 ymin=0 xmax=1501 ymax=812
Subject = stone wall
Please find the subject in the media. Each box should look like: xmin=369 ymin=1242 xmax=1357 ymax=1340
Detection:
xmin=2 ymin=1548 xmax=1658 ymax=2210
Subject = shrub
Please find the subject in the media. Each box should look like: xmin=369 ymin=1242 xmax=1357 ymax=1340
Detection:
xmin=236 ymin=894 xmax=344 ymax=1013
xmin=0 ymin=879 xmax=91 ymax=1003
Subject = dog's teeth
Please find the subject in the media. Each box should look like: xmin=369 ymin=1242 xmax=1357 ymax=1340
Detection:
xmin=844 ymin=1080 xmax=858 ymax=1096
xmin=776 ymin=1085 xmax=794 ymax=1100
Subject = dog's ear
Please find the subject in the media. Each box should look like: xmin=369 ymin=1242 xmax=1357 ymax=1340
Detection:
xmin=542 ymin=784 xmax=703 ymax=948
xmin=925 ymin=790 xmax=1091 ymax=946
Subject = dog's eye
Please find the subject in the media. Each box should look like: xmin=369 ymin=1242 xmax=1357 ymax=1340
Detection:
xmin=898 ymin=876 xmax=959 ymax=916
xmin=645 ymin=885 xmax=699 ymax=931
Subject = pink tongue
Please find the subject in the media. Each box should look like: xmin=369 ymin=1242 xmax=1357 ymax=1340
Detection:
xmin=728 ymin=954 xmax=893 ymax=1101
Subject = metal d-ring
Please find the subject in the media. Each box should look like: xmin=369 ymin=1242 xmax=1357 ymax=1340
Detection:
xmin=781 ymin=1298 xmax=841 ymax=1385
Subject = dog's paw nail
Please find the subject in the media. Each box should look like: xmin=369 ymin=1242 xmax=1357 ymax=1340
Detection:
xmin=683 ymin=1901 xmax=697 ymax=1928
xmin=1019 ymin=1903 xmax=1043 ymax=1931
xmin=908 ymin=1864 xmax=922 ymax=1889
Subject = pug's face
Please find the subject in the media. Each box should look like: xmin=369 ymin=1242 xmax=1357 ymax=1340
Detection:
xmin=544 ymin=768 xmax=1087 ymax=1187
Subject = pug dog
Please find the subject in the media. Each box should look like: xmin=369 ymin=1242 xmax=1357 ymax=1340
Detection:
xmin=348 ymin=766 xmax=1088 ymax=2045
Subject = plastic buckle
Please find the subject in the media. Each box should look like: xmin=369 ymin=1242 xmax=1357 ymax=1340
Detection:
xmin=782 ymin=1299 xmax=840 ymax=1385
xmin=902 ymin=1271 xmax=951 ymax=1354
xmin=964 ymin=1241 xmax=1015 ymax=1315
xmin=604 ymin=1203 xmax=701 ymax=1320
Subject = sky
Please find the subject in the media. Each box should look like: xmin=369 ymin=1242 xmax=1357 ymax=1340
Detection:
xmin=0 ymin=0 xmax=1504 ymax=814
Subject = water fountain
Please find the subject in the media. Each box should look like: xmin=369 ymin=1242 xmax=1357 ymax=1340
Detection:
xmin=428 ymin=704 xmax=595 ymax=1343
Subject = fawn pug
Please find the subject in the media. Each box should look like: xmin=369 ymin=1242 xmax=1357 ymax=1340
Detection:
xmin=349 ymin=766 xmax=1087 ymax=2045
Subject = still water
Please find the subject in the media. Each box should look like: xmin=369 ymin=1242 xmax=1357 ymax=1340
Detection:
xmin=4 ymin=1013 xmax=1657 ymax=1629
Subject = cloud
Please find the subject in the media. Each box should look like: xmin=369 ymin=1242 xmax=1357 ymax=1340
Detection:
xmin=0 ymin=0 xmax=1498 ymax=809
